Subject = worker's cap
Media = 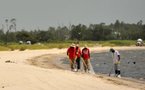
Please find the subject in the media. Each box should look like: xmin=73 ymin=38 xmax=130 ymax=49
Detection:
xmin=76 ymin=44 xmax=79 ymax=47
xmin=84 ymin=44 xmax=88 ymax=48
xmin=70 ymin=43 xmax=75 ymax=47
xmin=110 ymin=48 xmax=115 ymax=52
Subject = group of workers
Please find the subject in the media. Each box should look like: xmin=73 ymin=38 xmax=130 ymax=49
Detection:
xmin=66 ymin=38 xmax=145 ymax=77
xmin=67 ymin=43 xmax=90 ymax=72
xmin=67 ymin=43 xmax=121 ymax=78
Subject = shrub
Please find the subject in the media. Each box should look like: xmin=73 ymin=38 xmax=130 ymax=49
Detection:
xmin=19 ymin=47 xmax=26 ymax=51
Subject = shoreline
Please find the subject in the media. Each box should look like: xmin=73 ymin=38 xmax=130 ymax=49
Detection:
xmin=27 ymin=46 xmax=145 ymax=70
xmin=0 ymin=46 xmax=145 ymax=90
xmin=27 ymin=46 xmax=145 ymax=89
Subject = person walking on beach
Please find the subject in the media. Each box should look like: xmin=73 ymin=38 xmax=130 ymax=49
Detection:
xmin=82 ymin=45 xmax=90 ymax=72
xmin=67 ymin=43 xmax=76 ymax=71
xmin=75 ymin=44 xmax=82 ymax=71
xmin=110 ymin=48 xmax=121 ymax=78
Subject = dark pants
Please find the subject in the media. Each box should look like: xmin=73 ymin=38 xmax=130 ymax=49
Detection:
xmin=76 ymin=57 xmax=81 ymax=70
xmin=114 ymin=63 xmax=121 ymax=76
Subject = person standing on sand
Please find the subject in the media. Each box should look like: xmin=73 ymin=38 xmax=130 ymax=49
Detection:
xmin=110 ymin=48 xmax=121 ymax=78
xmin=67 ymin=43 xmax=76 ymax=71
xmin=75 ymin=44 xmax=82 ymax=71
xmin=81 ymin=45 xmax=90 ymax=72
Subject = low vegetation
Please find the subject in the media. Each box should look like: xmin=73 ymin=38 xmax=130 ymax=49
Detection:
xmin=0 ymin=40 xmax=136 ymax=51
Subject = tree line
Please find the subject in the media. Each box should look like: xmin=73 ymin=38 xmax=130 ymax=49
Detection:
xmin=0 ymin=20 xmax=145 ymax=44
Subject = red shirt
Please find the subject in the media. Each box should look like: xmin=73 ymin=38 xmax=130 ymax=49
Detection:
xmin=76 ymin=46 xmax=81 ymax=58
xmin=82 ymin=48 xmax=90 ymax=60
xmin=67 ymin=47 xmax=76 ymax=60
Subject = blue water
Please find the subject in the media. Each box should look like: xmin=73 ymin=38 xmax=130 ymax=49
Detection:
xmin=91 ymin=50 xmax=145 ymax=80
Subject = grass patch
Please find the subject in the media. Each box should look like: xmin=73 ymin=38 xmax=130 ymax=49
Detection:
xmin=99 ymin=40 xmax=135 ymax=46
xmin=0 ymin=46 xmax=10 ymax=51
xmin=0 ymin=40 xmax=136 ymax=51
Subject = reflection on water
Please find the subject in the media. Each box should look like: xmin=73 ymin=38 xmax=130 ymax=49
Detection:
xmin=91 ymin=50 xmax=145 ymax=80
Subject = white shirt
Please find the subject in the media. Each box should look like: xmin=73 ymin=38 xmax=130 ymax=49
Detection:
xmin=112 ymin=50 xmax=120 ymax=63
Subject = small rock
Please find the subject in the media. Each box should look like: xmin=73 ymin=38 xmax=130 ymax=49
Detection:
xmin=5 ymin=60 xmax=15 ymax=63
xmin=133 ymin=62 xmax=136 ymax=64
xmin=5 ymin=60 xmax=11 ymax=63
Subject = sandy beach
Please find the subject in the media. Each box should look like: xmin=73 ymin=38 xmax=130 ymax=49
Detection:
xmin=0 ymin=47 xmax=145 ymax=90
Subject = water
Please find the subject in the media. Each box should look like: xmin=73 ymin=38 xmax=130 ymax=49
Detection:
xmin=91 ymin=50 xmax=145 ymax=80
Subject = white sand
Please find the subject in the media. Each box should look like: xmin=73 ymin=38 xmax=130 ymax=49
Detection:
xmin=0 ymin=47 xmax=145 ymax=90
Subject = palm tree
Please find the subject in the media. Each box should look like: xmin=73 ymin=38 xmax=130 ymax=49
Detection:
xmin=5 ymin=18 xmax=17 ymax=45
xmin=5 ymin=19 xmax=9 ymax=45
xmin=10 ymin=18 xmax=16 ymax=31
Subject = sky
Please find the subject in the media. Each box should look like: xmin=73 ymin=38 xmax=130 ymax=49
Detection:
xmin=0 ymin=0 xmax=145 ymax=31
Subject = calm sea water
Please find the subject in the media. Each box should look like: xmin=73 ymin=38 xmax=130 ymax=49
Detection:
xmin=91 ymin=50 xmax=145 ymax=80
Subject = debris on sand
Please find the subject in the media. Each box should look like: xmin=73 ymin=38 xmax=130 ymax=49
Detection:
xmin=5 ymin=60 xmax=15 ymax=63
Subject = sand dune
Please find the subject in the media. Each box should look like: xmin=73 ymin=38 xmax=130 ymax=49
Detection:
xmin=0 ymin=47 xmax=145 ymax=90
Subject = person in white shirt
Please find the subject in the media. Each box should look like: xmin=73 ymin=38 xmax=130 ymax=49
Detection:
xmin=110 ymin=48 xmax=121 ymax=78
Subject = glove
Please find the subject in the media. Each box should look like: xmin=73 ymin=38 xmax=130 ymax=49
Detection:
xmin=115 ymin=61 xmax=120 ymax=64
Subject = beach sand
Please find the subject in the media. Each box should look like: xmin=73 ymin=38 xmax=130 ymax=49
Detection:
xmin=0 ymin=47 xmax=145 ymax=90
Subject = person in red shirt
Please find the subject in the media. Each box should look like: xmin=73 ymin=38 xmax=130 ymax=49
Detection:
xmin=81 ymin=45 xmax=90 ymax=72
xmin=67 ymin=43 xmax=76 ymax=71
xmin=75 ymin=44 xmax=82 ymax=71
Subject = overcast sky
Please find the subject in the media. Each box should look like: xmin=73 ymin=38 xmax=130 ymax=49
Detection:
xmin=0 ymin=0 xmax=145 ymax=31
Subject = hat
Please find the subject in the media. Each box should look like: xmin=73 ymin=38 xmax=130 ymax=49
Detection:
xmin=110 ymin=48 xmax=115 ymax=52
xmin=70 ymin=43 xmax=75 ymax=47
xmin=84 ymin=44 xmax=88 ymax=48
xmin=76 ymin=44 xmax=79 ymax=47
